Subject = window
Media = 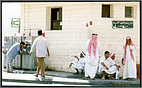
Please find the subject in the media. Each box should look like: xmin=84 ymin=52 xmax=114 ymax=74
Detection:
xmin=125 ymin=6 xmax=133 ymax=18
xmin=51 ymin=8 xmax=62 ymax=30
xmin=102 ymin=5 xmax=110 ymax=18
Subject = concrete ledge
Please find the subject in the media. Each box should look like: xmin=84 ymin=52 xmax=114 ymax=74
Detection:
xmin=2 ymin=71 xmax=140 ymax=87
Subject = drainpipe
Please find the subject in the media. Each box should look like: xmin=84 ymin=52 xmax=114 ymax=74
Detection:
xmin=20 ymin=36 xmax=22 ymax=70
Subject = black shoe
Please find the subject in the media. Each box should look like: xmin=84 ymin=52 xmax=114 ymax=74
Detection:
xmin=34 ymin=75 xmax=38 ymax=77
xmin=41 ymin=76 xmax=45 ymax=78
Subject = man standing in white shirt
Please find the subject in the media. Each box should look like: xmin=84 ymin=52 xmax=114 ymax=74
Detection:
xmin=30 ymin=30 xmax=50 ymax=78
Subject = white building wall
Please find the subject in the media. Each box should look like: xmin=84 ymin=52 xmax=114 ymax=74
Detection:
xmin=21 ymin=2 xmax=140 ymax=77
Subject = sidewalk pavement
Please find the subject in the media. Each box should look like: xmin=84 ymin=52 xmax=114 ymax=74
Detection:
xmin=2 ymin=70 xmax=140 ymax=87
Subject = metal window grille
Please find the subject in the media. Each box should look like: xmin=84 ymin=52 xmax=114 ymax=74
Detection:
xmin=125 ymin=7 xmax=132 ymax=18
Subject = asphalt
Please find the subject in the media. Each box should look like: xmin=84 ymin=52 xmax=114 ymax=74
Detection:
xmin=2 ymin=70 xmax=140 ymax=87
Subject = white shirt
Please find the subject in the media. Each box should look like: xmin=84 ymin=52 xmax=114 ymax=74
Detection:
xmin=99 ymin=56 xmax=113 ymax=68
xmin=30 ymin=36 xmax=48 ymax=57
xmin=110 ymin=58 xmax=116 ymax=67
xmin=72 ymin=58 xmax=79 ymax=68
xmin=78 ymin=57 xmax=86 ymax=65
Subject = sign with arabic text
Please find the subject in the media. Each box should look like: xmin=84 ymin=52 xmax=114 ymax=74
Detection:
xmin=112 ymin=21 xmax=133 ymax=28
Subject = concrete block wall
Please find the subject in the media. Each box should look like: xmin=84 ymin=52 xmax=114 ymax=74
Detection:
xmin=21 ymin=3 xmax=47 ymax=36
xmin=21 ymin=2 xmax=140 ymax=77
xmin=88 ymin=2 xmax=140 ymax=76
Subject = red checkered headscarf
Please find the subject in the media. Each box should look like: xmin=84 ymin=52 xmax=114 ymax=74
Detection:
xmin=109 ymin=52 xmax=115 ymax=58
xmin=123 ymin=36 xmax=135 ymax=62
xmin=88 ymin=34 xmax=98 ymax=57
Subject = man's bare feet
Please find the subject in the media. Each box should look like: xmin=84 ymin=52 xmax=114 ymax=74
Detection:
xmin=90 ymin=78 xmax=94 ymax=80
xmin=109 ymin=76 xmax=115 ymax=79
xmin=109 ymin=75 xmax=115 ymax=79
xmin=102 ymin=77 xmax=105 ymax=80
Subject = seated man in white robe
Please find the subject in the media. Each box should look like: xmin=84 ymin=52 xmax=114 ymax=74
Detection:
xmin=109 ymin=52 xmax=120 ymax=79
xmin=77 ymin=52 xmax=86 ymax=74
xmin=69 ymin=51 xmax=86 ymax=74
xmin=99 ymin=51 xmax=116 ymax=80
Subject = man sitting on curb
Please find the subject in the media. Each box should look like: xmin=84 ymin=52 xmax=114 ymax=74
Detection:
xmin=69 ymin=51 xmax=86 ymax=74
xmin=109 ymin=52 xmax=121 ymax=79
xmin=99 ymin=51 xmax=117 ymax=80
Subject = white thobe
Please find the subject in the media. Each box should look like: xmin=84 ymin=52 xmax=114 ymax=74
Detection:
xmin=72 ymin=58 xmax=79 ymax=69
xmin=123 ymin=45 xmax=136 ymax=79
xmin=110 ymin=59 xmax=117 ymax=73
xmin=30 ymin=36 xmax=48 ymax=57
xmin=99 ymin=56 xmax=116 ymax=74
xmin=77 ymin=57 xmax=86 ymax=70
xmin=85 ymin=39 xmax=100 ymax=78
xmin=72 ymin=57 xmax=86 ymax=70
xmin=110 ymin=59 xmax=120 ymax=79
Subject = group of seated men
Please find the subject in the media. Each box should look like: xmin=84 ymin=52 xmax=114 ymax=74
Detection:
xmin=69 ymin=51 xmax=120 ymax=79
